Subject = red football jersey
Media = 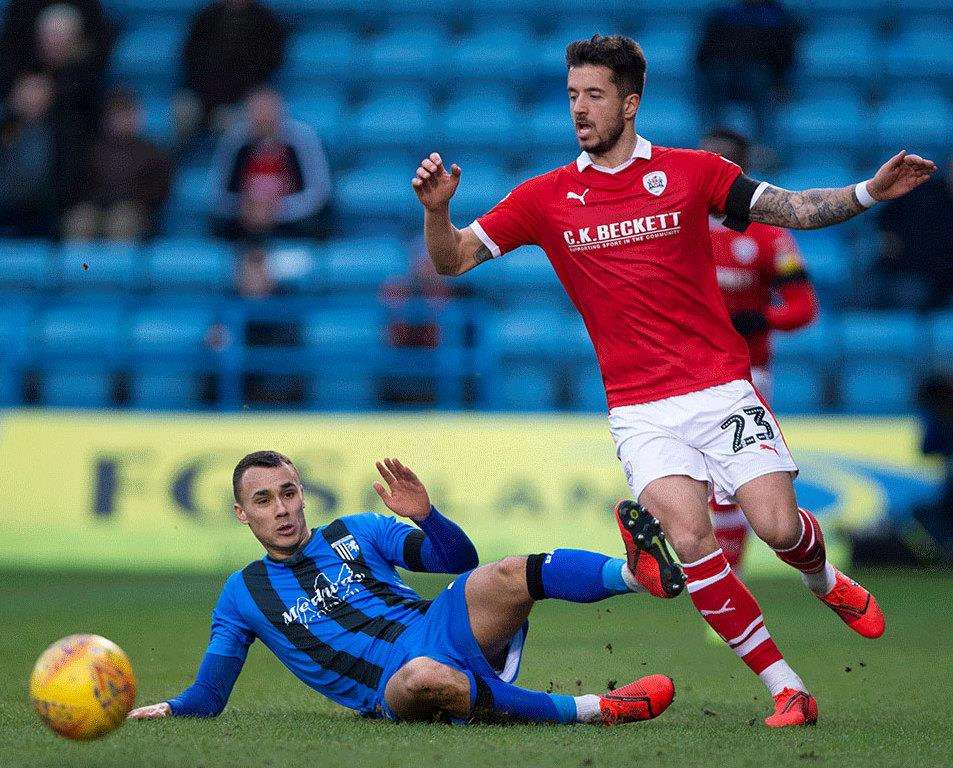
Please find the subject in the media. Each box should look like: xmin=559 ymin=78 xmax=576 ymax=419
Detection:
xmin=710 ymin=220 xmax=813 ymax=367
xmin=471 ymin=137 xmax=753 ymax=408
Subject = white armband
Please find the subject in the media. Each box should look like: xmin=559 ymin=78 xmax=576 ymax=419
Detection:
xmin=854 ymin=180 xmax=877 ymax=209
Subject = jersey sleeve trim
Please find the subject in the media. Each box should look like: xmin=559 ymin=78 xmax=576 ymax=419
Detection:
xmin=750 ymin=181 xmax=771 ymax=208
xmin=723 ymin=173 xmax=761 ymax=231
xmin=469 ymin=220 xmax=501 ymax=258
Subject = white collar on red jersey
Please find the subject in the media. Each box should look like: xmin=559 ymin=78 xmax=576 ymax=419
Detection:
xmin=575 ymin=134 xmax=652 ymax=175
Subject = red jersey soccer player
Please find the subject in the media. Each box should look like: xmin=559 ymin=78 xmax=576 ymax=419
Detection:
xmin=701 ymin=128 xmax=819 ymax=576
xmin=412 ymin=36 xmax=936 ymax=727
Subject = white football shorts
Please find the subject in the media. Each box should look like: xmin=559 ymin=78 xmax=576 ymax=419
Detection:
xmin=608 ymin=378 xmax=798 ymax=506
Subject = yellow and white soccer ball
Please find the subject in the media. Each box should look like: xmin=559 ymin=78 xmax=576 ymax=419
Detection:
xmin=30 ymin=634 xmax=137 ymax=740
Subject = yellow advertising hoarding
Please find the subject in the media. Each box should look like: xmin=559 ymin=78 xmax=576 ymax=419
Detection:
xmin=0 ymin=410 xmax=936 ymax=571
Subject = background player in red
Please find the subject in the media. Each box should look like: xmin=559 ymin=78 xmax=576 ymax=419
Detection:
xmin=411 ymin=35 xmax=936 ymax=727
xmin=701 ymin=128 xmax=819 ymax=576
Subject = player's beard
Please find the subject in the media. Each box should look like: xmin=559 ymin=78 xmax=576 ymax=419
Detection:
xmin=582 ymin=110 xmax=627 ymax=157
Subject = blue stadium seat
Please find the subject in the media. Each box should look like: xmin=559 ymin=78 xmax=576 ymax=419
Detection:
xmin=572 ymin=364 xmax=607 ymax=412
xmin=635 ymin=94 xmax=701 ymax=147
xmin=840 ymin=362 xmax=914 ymax=414
xmin=887 ymin=19 xmax=953 ymax=79
xmin=790 ymin=230 xmax=850 ymax=302
xmin=524 ymin=97 xmax=578 ymax=153
xmin=798 ymin=26 xmax=879 ymax=81
xmin=481 ymin=362 xmax=559 ymax=411
xmin=320 ymin=236 xmax=408 ymax=292
xmin=102 ymin=0 xmax=202 ymax=23
xmin=365 ymin=29 xmax=449 ymax=81
xmin=0 ymin=240 xmax=53 ymax=291
xmin=772 ymin=361 xmax=825 ymax=413
xmin=448 ymin=164 xmax=514 ymax=225
xmin=287 ymin=89 xmax=348 ymax=146
xmin=307 ymin=370 xmax=377 ymax=411
xmin=0 ymin=367 xmax=20 ymax=405
xmin=440 ymin=91 xmax=519 ymax=150
xmin=41 ymin=365 xmax=114 ymax=408
xmin=930 ymin=312 xmax=953 ymax=367
xmin=547 ymin=16 xmax=627 ymax=44
xmin=477 ymin=307 xmax=591 ymax=364
xmin=336 ymin=160 xmax=419 ymax=222
xmin=169 ymin=166 xmax=213 ymax=231
xmin=354 ymin=89 xmax=434 ymax=149
xmin=147 ymin=239 xmax=233 ymax=292
xmin=110 ymin=26 xmax=184 ymax=92
xmin=777 ymin=94 xmax=869 ymax=150
xmin=129 ymin=366 xmax=206 ymax=409
xmin=495 ymin=248 xmax=564 ymax=297
xmin=636 ymin=29 xmax=695 ymax=82
xmin=127 ymin=304 xmax=215 ymax=359
xmin=286 ymin=28 xmax=359 ymax=83
xmin=35 ymin=302 xmax=126 ymax=360
xmin=840 ymin=311 xmax=926 ymax=362
xmin=450 ymin=29 xmax=531 ymax=81
xmin=266 ymin=240 xmax=322 ymax=294
xmin=140 ymin=95 xmax=174 ymax=144
xmin=56 ymin=243 xmax=145 ymax=291
xmin=874 ymin=89 xmax=952 ymax=151
xmin=772 ymin=316 xmax=840 ymax=364
xmin=303 ymin=306 xmax=387 ymax=357
xmin=0 ymin=299 xmax=34 ymax=364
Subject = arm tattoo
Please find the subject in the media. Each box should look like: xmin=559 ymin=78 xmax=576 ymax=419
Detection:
xmin=471 ymin=245 xmax=492 ymax=266
xmin=749 ymin=185 xmax=865 ymax=230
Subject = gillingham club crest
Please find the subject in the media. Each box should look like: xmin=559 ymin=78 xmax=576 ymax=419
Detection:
xmin=643 ymin=171 xmax=667 ymax=196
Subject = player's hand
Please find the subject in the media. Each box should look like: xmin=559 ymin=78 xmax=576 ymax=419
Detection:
xmin=868 ymin=150 xmax=937 ymax=201
xmin=373 ymin=458 xmax=431 ymax=522
xmin=127 ymin=702 xmax=171 ymax=719
xmin=412 ymin=152 xmax=461 ymax=210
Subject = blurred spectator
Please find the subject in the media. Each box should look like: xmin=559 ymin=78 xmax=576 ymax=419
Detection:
xmin=237 ymin=245 xmax=276 ymax=298
xmin=867 ymin=154 xmax=953 ymax=312
xmin=0 ymin=74 xmax=58 ymax=237
xmin=0 ymin=0 xmax=112 ymax=96
xmin=63 ymin=89 xmax=173 ymax=241
xmin=176 ymin=0 xmax=288 ymax=144
xmin=381 ymin=245 xmax=452 ymax=349
xmin=695 ymin=0 xmax=800 ymax=143
xmin=379 ymin=241 xmax=454 ymax=407
xmin=210 ymin=88 xmax=332 ymax=244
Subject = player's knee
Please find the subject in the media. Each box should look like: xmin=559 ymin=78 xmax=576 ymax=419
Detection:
xmin=666 ymin=519 xmax=718 ymax=563
xmin=751 ymin=504 xmax=801 ymax=550
xmin=491 ymin=556 xmax=530 ymax=600
xmin=389 ymin=658 xmax=461 ymax=708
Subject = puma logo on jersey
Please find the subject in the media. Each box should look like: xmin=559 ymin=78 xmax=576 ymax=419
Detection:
xmin=700 ymin=599 xmax=734 ymax=617
xmin=566 ymin=188 xmax=590 ymax=205
xmin=760 ymin=444 xmax=779 ymax=455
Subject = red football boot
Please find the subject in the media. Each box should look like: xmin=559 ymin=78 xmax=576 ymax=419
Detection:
xmin=599 ymin=674 xmax=675 ymax=725
xmin=614 ymin=500 xmax=686 ymax=599
xmin=818 ymin=570 xmax=885 ymax=639
xmin=764 ymin=687 xmax=818 ymax=728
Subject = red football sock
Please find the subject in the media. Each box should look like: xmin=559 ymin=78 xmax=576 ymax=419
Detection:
xmin=709 ymin=501 xmax=748 ymax=573
xmin=774 ymin=508 xmax=836 ymax=595
xmin=683 ymin=549 xmax=782 ymax=675
xmin=774 ymin=508 xmax=826 ymax=574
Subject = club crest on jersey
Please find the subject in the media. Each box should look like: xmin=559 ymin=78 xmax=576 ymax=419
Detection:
xmin=642 ymin=171 xmax=667 ymax=196
xmin=330 ymin=535 xmax=361 ymax=561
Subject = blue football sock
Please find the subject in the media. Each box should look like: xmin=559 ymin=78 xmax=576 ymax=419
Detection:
xmin=465 ymin=670 xmax=577 ymax=724
xmin=528 ymin=548 xmax=623 ymax=603
xmin=601 ymin=557 xmax=636 ymax=595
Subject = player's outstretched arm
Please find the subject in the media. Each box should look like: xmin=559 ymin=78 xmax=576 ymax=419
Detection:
xmin=374 ymin=458 xmax=479 ymax=573
xmin=412 ymin=152 xmax=493 ymax=276
xmin=127 ymin=652 xmax=245 ymax=720
xmin=750 ymin=151 xmax=936 ymax=230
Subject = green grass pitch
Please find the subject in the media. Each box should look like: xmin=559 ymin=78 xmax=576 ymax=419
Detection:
xmin=5 ymin=568 xmax=951 ymax=768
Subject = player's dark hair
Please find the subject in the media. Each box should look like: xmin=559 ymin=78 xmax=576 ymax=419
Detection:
xmin=703 ymin=128 xmax=752 ymax=171
xmin=232 ymin=451 xmax=298 ymax=503
xmin=565 ymin=34 xmax=647 ymax=97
